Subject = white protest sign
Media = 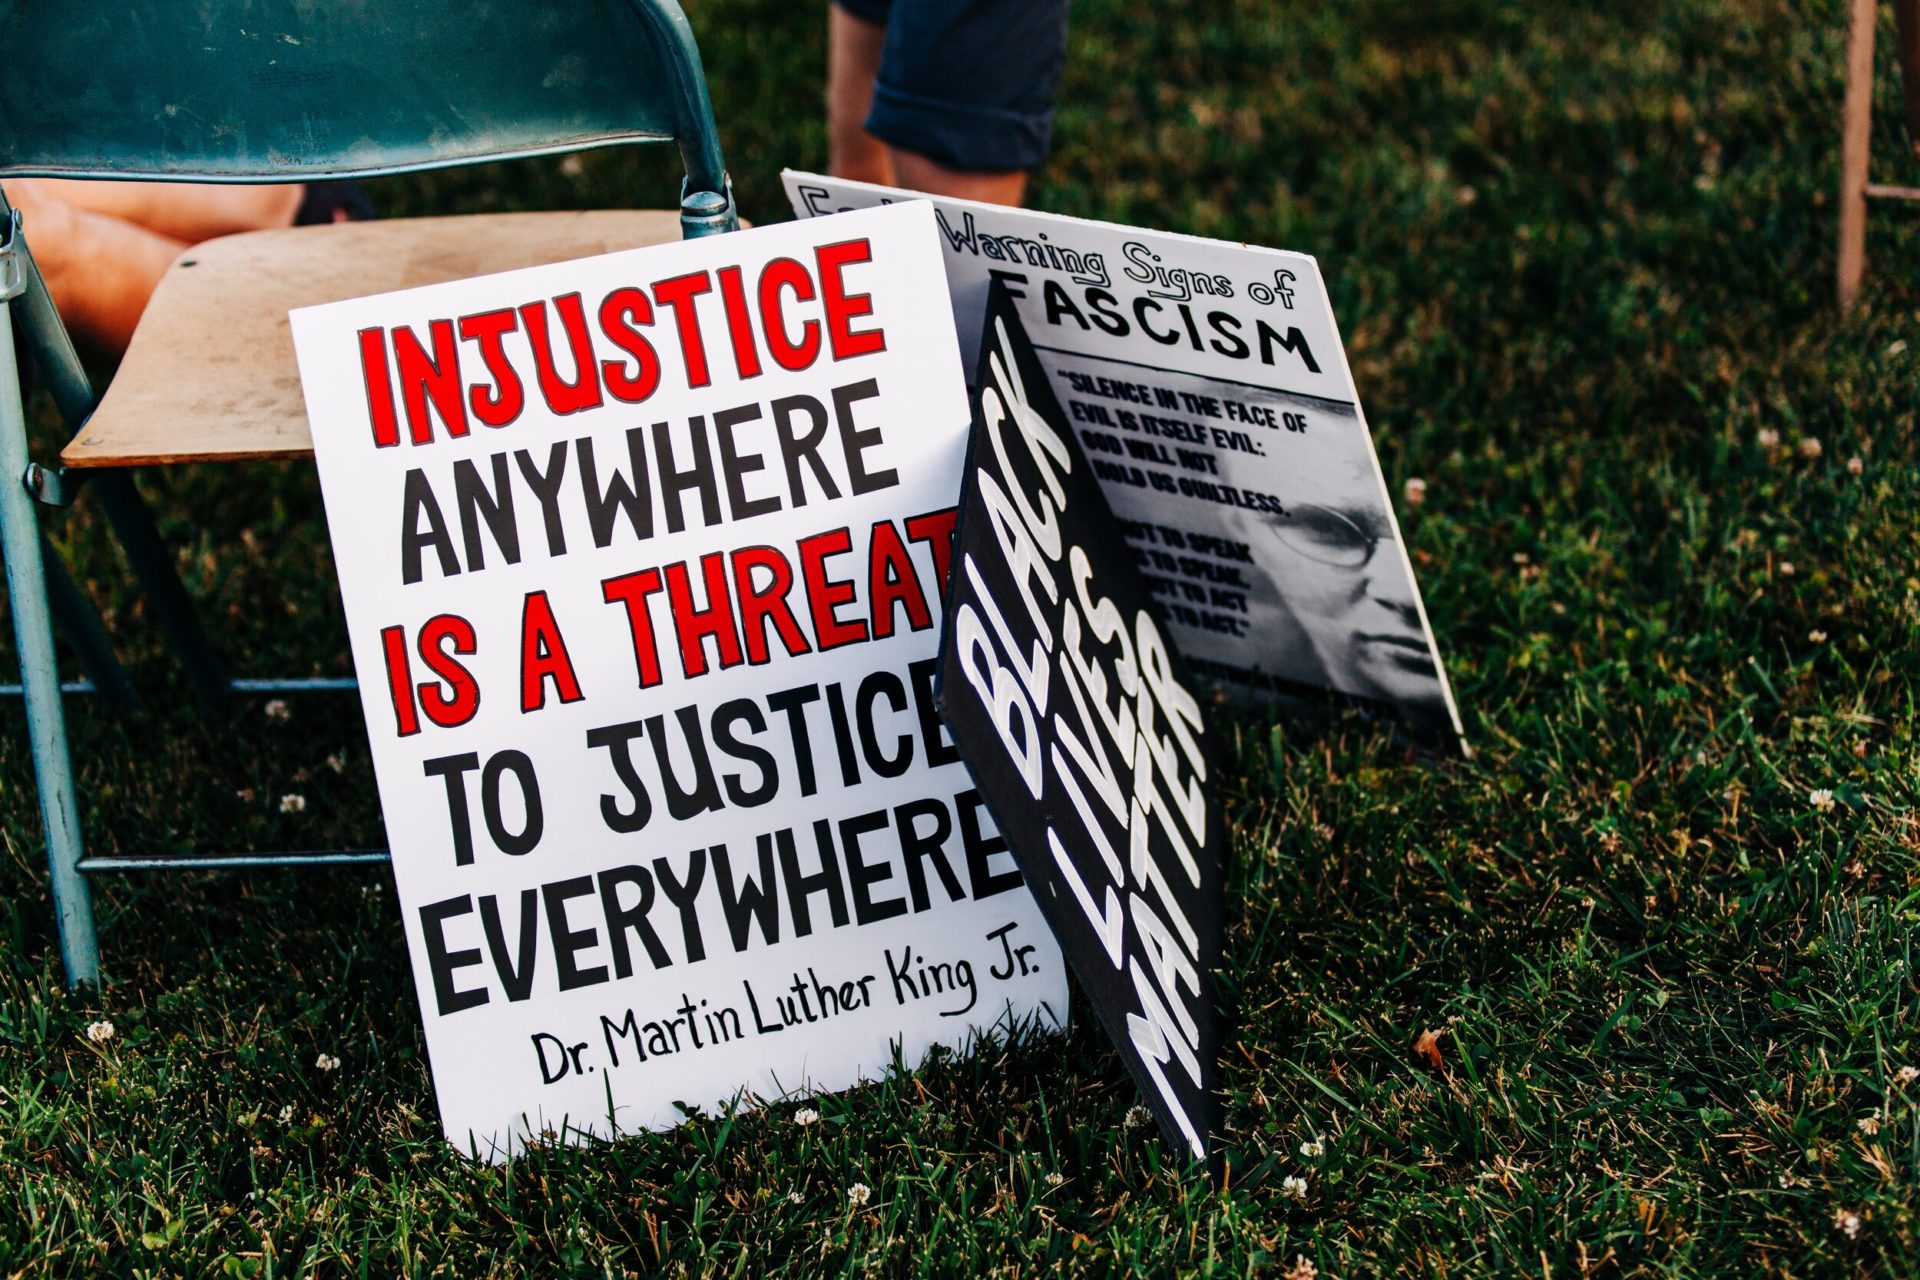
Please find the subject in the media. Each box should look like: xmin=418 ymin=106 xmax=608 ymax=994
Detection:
xmin=291 ymin=202 xmax=1066 ymax=1158
xmin=785 ymin=174 xmax=1465 ymax=749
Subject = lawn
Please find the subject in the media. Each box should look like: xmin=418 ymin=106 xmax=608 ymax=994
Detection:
xmin=4 ymin=0 xmax=1920 ymax=1274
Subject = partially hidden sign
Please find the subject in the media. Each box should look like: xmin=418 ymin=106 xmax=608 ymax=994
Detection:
xmin=291 ymin=203 xmax=1066 ymax=1158
xmin=786 ymin=172 xmax=1465 ymax=752
xmin=938 ymin=280 xmax=1226 ymax=1169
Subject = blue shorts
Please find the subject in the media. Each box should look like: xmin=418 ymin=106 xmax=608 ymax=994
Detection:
xmin=834 ymin=0 xmax=1070 ymax=173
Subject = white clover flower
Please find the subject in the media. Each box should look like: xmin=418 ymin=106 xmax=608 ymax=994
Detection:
xmin=847 ymin=1182 xmax=871 ymax=1207
xmin=1403 ymin=477 xmax=1428 ymax=506
xmin=1798 ymin=437 xmax=1823 ymax=460
xmin=1896 ymin=1065 xmax=1918 ymax=1086
xmin=1286 ymin=1258 xmax=1318 ymax=1280
xmin=325 ymin=752 xmax=346 ymax=775
xmin=1834 ymin=1208 xmax=1862 ymax=1239
xmin=1810 ymin=789 xmax=1836 ymax=813
xmin=787 ymin=1190 xmax=803 ymax=1204
xmin=263 ymin=699 xmax=291 ymax=722
xmin=793 ymin=1107 xmax=819 ymax=1128
xmin=1858 ymin=1114 xmax=1881 ymax=1136
xmin=1123 ymin=1104 xmax=1152 ymax=1130
xmin=1756 ymin=428 xmax=1781 ymax=449
xmin=1044 ymin=1170 xmax=1066 ymax=1187
xmin=278 ymin=1104 xmax=295 ymax=1124
xmin=1281 ymin=1174 xmax=1309 ymax=1200
xmin=1848 ymin=455 xmax=1865 ymax=476
xmin=1809 ymin=629 xmax=1828 ymax=643
xmin=314 ymin=1053 xmax=341 ymax=1073
xmin=1779 ymin=561 xmax=1796 ymax=576
xmin=279 ymin=794 xmax=307 ymax=815
xmin=84 ymin=1019 xmax=115 ymax=1044
xmin=1299 ymin=1137 xmax=1325 ymax=1158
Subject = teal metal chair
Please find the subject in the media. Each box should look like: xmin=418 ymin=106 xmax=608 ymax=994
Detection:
xmin=0 ymin=0 xmax=738 ymax=986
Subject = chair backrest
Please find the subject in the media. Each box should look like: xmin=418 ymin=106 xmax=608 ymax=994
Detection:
xmin=0 ymin=0 xmax=728 ymax=211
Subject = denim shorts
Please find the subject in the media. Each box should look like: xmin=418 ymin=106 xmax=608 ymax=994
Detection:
xmin=835 ymin=0 xmax=1070 ymax=172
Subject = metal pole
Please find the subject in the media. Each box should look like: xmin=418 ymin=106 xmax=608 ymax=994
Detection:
xmin=0 ymin=248 xmax=98 ymax=985
xmin=680 ymin=177 xmax=737 ymax=239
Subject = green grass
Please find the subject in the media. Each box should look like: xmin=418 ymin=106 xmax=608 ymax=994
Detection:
xmin=5 ymin=0 xmax=1920 ymax=1273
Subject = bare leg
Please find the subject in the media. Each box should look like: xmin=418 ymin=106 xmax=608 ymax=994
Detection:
xmin=828 ymin=7 xmax=897 ymax=186
xmin=6 ymin=180 xmax=187 ymax=356
xmin=892 ymin=152 xmax=1027 ymax=207
xmin=829 ymin=8 xmax=1030 ymax=205
xmin=29 ymin=179 xmax=304 ymax=243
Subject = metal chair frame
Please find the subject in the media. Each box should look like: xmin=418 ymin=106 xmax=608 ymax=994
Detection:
xmin=0 ymin=1 xmax=737 ymax=986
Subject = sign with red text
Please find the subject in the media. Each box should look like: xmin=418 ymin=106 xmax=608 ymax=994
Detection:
xmin=939 ymin=282 xmax=1225 ymax=1171
xmin=290 ymin=202 xmax=1066 ymax=1159
xmin=786 ymin=173 xmax=1466 ymax=751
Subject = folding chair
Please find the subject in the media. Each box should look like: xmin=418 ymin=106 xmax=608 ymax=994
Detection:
xmin=1838 ymin=0 xmax=1920 ymax=306
xmin=0 ymin=0 xmax=738 ymax=986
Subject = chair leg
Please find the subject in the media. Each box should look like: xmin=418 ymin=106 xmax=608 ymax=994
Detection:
xmin=1839 ymin=0 xmax=1877 ymax=310
xmin=88 ymin=469 xmax=231 ymax=717
xmin=41 ymin=531 xmax=141 ymax=714
xmin=0 ymin=303 xmax=98 ymax=986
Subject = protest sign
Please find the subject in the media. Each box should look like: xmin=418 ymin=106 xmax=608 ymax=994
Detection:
xmin=785 ymin=173 xmax=1466 ymax=751
xmin=290 ymin=202 xmax=1066 ymax=1158
xmin=938 ymin=281 xmax=1225 ymax=1170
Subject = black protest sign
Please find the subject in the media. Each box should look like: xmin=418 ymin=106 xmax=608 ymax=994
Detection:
xmin=937 ymin=280 xmax=1226 ymax=1170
